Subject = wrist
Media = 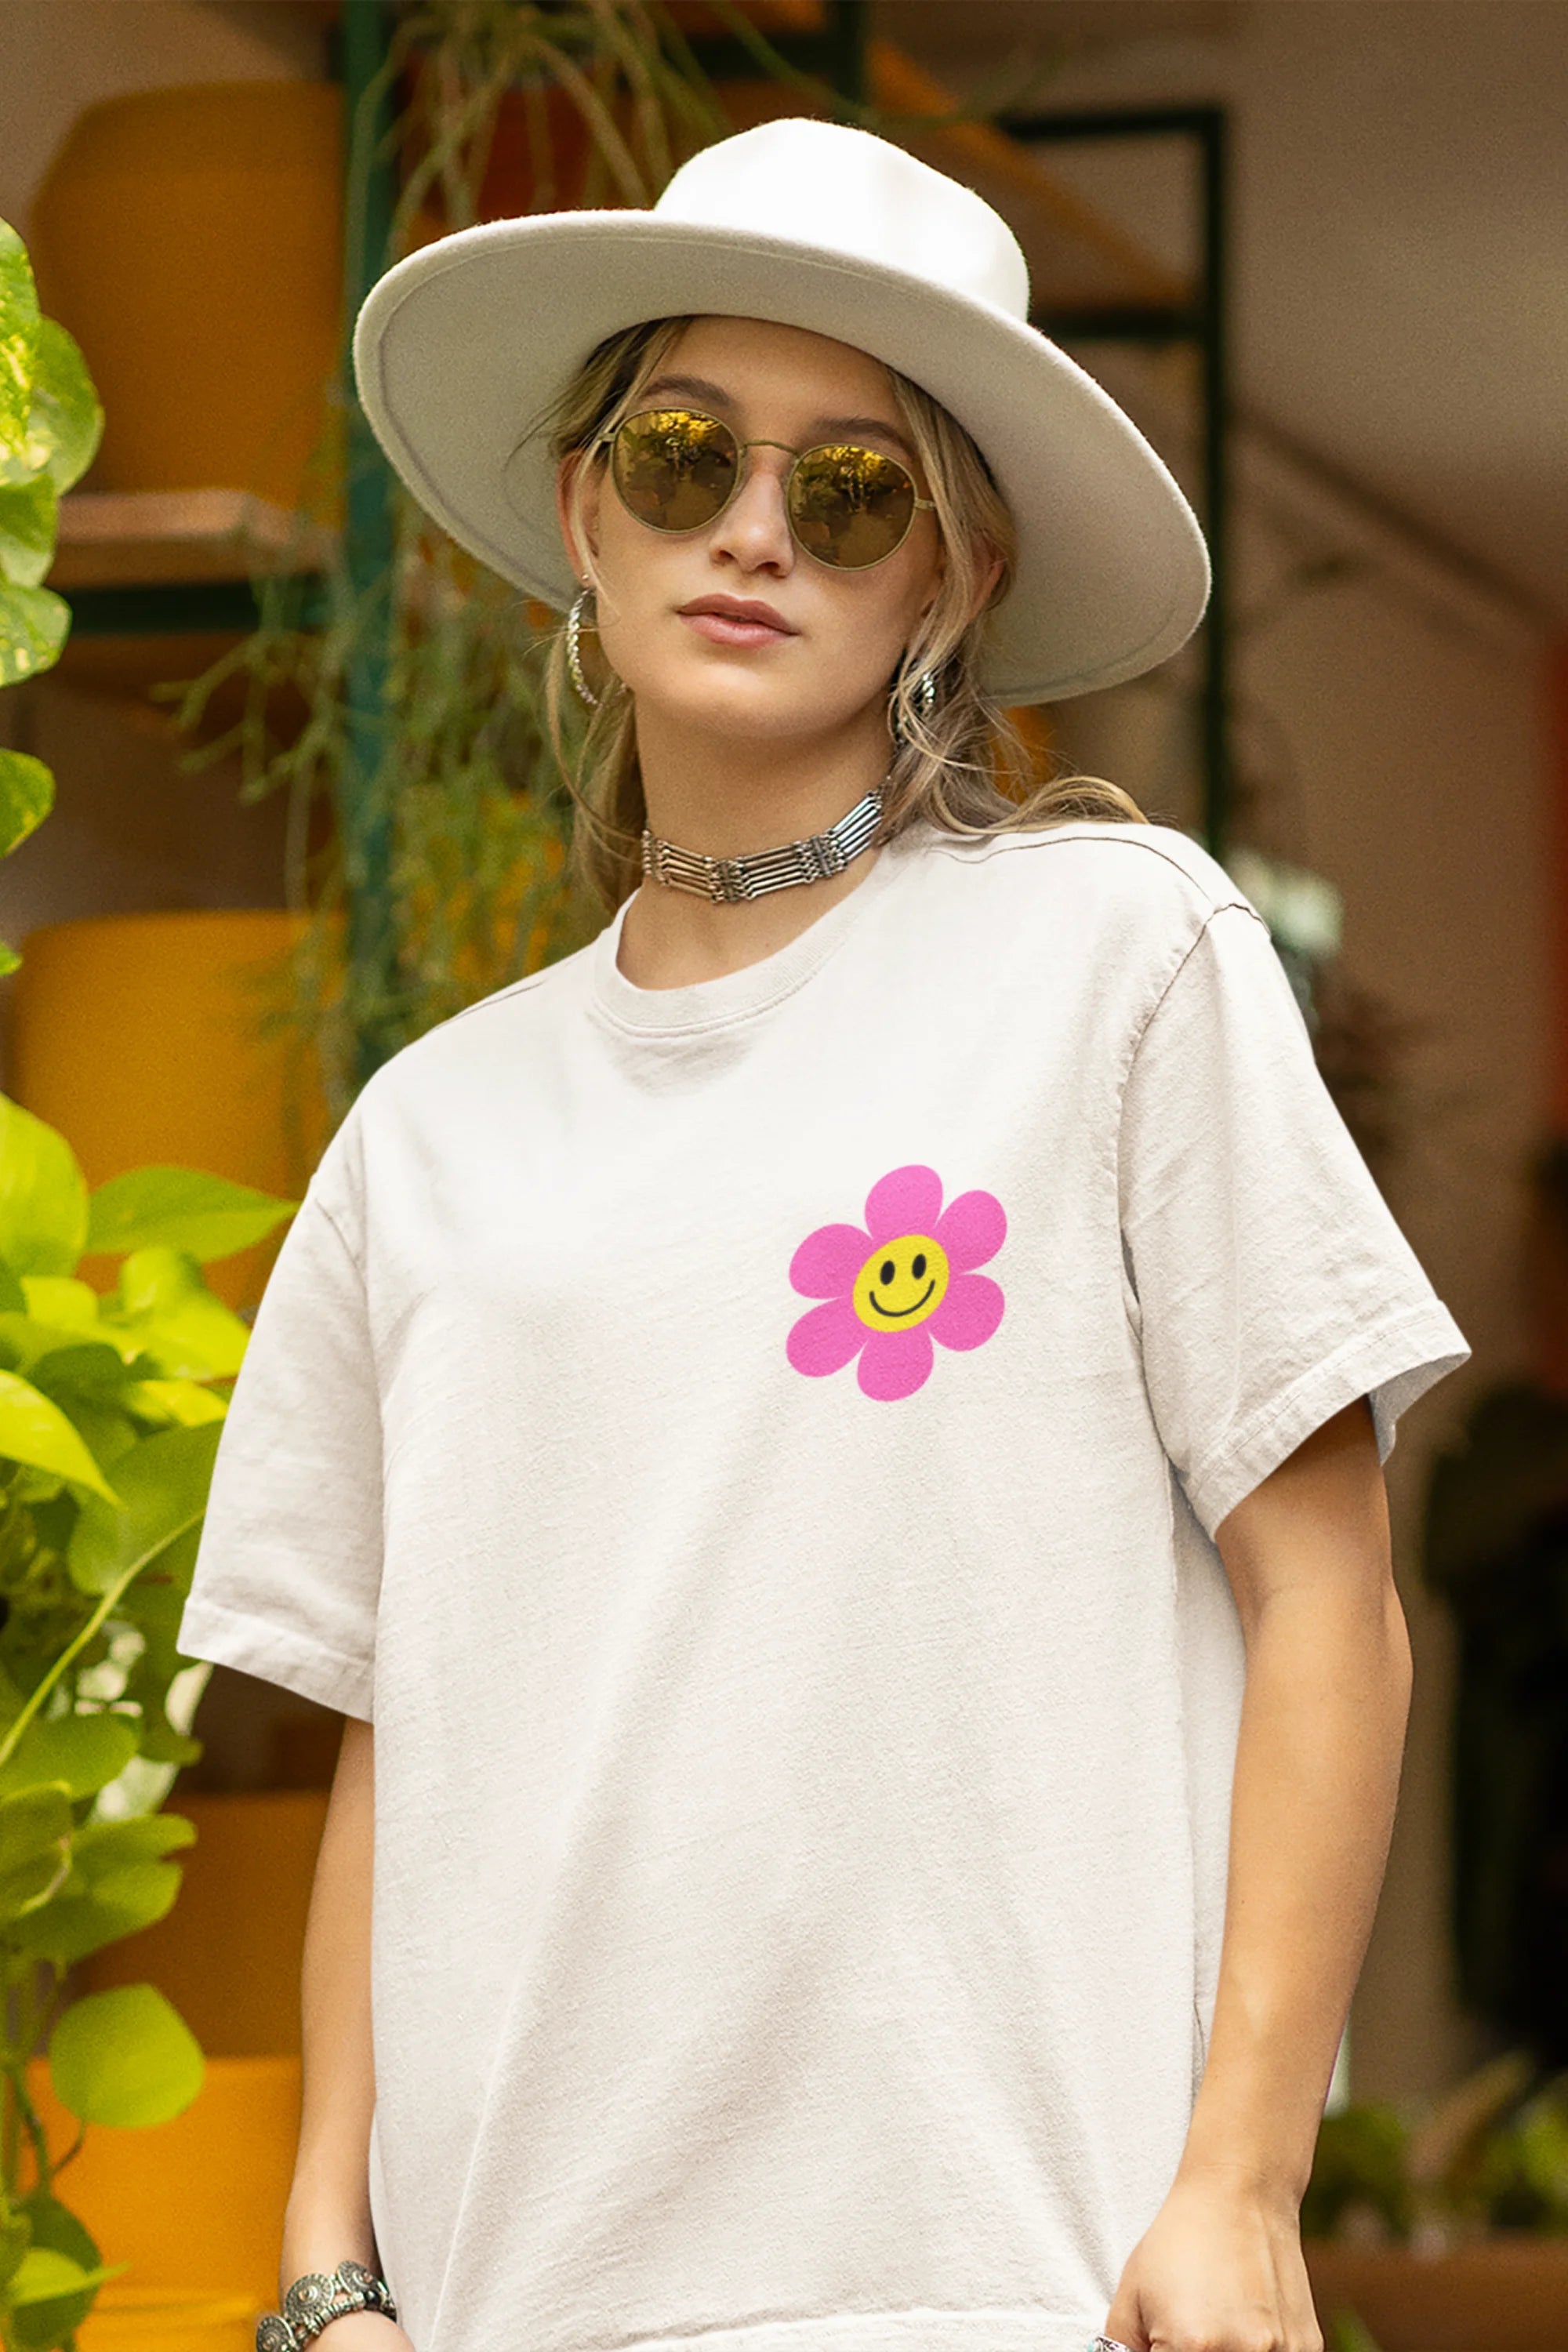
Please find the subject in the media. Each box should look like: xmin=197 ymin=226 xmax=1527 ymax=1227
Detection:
xmin=258 ymin=2259 xmax=398 ymax=2351
xmin=1171 ymin=2147 xmax=1308 ymax=2214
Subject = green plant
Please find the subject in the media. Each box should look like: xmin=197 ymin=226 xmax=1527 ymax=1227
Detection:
xmin=1302 ymin=2102 xmax=1414 ymax=2244
xmin=0 ymin=209 xmax=301 ymax=2352
xmin=0 ymin=216 xmax=100 ymax=972
xmin=1323 ymin=2309 xmax=1385 ymax=2352
xmin=0 ymin=1094 xmax=297 ymax=2351
xmin=1301 ymin=2049 xmax=1568 ymax=2249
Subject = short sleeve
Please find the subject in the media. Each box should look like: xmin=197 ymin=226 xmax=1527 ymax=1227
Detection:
xmin=176 ymin=1143 xmax=383 ymax=1720
xmin=1118 ymin=900 xmax=1469 ymax=1540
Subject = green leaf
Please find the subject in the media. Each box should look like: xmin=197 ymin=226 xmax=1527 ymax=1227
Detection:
xmin=13 ymin=1857 xmax=183 ymax=1962
xmin=0 ymin=1842 xmax=72 ymax=1925
xmin=87 ymin=1167 xmax=298 ymax=1262
xmin=8 ymin=2243 xmax=125 ymax=2305
xmin=27 ymin=1338 xmax=137 ymax=1403
xmin=49 ymin=1981 xmax=204 ymax=2127
xmin=0 ymin=1713 xmax=139 ymax=1802
xmin=0 ymin=1367 xmax=120 ymax=1501
xmin=122 ymin=1376 xmax=227 ymax=1428
xmin=0 ymin=1781 xmax=72 ymax=1922
xmin=1327 ymin=2308 xmax=1385 ymax=2352
xmin=8 ymin=2194 xmax=111 ymax=2349
xmin=0 ymin=578 xmax=68 ymax=686
xmin=0 ymin=473 xmax=56 ymax=590
xmin=106 ymin=1249 xmax=250 ymax=1378
xmin=0 ymin=2208 xmax=29 ymax=2295
xmin=0 ymin=747 xmax=53 ymax=858
xmin=55 ymin=1393 xmax=140 ymax=1471
xmin=66 ymin=1420 xmax=221 ymax=1597
xmin=0 ymin=1313 xmax=146 ymax=1381
xmin=119 ymin=1520 xmax=204 ymax=1631
xmin=0 ymin=1098 xmax=89 ymax=1276
xmin=0 ymin=219 xmax=39 ymax=470
xmin=27 ymin=317 xmax=103 ymax=496
xmin=72 ymin=1810 xmax=195 ymax=1876
xmin=19 ymin=1277 xmax=98 ymax=1329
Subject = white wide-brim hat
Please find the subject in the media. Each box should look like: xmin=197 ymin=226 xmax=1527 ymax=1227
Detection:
xmin=352 ymin=118 xmax=1210 ymax=706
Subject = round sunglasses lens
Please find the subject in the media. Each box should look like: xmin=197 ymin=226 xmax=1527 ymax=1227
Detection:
xmin=789 ymin=445 xmax=918 ymax=568
xmin=612 ymin=411 xmax=738 ymax=532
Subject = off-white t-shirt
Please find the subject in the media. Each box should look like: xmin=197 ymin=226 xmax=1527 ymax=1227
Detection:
xmin=178 ymin=815 xmax=1468 ymax=2352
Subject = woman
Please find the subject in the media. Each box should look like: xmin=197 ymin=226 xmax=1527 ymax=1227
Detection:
xmin=177 ymin=121 xmax=1468 ymax=2352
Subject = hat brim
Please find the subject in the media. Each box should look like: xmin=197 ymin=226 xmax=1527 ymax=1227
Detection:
xmin=352 ymin=211 xmax=1210 ymax=705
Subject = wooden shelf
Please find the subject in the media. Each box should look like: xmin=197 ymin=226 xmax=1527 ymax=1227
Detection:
xmin=49 ymin=489 xmax=337 ymax=591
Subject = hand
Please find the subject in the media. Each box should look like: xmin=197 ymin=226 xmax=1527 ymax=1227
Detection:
xmin=1101 ymin=2162 xmax=1323 ymax=2352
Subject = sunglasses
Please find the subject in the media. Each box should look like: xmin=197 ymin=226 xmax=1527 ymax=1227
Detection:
xmin=600 ymin=405 xmax=936 ymax=571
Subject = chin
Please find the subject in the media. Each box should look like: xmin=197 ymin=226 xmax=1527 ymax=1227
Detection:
xmin=647 ymin=668 xmax=863 ymax=743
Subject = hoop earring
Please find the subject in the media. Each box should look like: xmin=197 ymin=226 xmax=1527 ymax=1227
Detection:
xmin=891 ymin=662 xmax=939 ymax=746
xmin=567 ymin=587 xmax=599 ymax=710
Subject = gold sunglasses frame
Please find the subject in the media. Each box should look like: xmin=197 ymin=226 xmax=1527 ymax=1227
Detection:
xmin=599 ymin=406 xmax=937 ymax=572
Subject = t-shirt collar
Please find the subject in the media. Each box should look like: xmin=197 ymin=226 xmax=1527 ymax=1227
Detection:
xmin=588 ymin=815 xmax=928 ymax=1039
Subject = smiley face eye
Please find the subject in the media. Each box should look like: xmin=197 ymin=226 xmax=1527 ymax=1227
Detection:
xmin=880 ymin=1258 xmax=895 ymax=1283
xmin=912 ymin=1253 xmax=927 ymax=1279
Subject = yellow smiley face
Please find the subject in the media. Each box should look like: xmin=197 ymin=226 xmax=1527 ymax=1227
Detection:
xmin=851 ymin=1232 xmax=951 ymax=1332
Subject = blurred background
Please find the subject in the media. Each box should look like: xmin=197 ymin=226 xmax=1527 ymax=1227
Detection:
xmin=1 ymin=3 xmax=1565 ymax=2344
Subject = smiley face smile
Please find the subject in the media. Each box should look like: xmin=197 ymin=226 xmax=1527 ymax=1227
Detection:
xmin=851 ymin=1232 xmax=951 ymax=1333
xmin=869 ymin=1279 xmax=935 ymax=1318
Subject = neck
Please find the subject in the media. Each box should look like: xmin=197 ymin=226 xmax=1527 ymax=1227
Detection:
xmin=618 ymin=701 xmax=893 ymax=991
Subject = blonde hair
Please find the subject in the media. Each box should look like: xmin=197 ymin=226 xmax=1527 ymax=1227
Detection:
xmin=539 ymin=316 xmax=1144 ymax=911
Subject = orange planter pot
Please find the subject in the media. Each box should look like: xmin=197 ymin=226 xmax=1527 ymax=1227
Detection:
xmin=29 ymin=82 xmax=345 ymax=516
xmin=25 ymin=2051 xmax=299 ymax=2311
xmin=78 ymin=1789 xmax=331 ymax=2059
xmin=1305 ymin=2235 xmax=1568 ymax=2351
xmin=78 ymin=2288 xmax=262 ymax=2352
xmin=10 ymin=908 xmax=338 ymax=1313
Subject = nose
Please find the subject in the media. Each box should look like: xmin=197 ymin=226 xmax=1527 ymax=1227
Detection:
xmin=707 ymin=448 xmax=796 ymax=578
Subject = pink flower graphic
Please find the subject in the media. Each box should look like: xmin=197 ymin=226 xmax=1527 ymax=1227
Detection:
xmin=786 ymin=1163 xmax=1006 ymax=1401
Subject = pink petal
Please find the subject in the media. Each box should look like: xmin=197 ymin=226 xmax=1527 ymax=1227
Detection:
xmin=790 ymin=1221 xmax=871 ymax=1299
xmin=858 ymin=1327 xmax=935 ymax=1401
xmin=931 ymin=1272 xmax=1004 ymax=1352
xmin=935 ymin=1187 xmax=1007 ymax=1272
xmin=787 ymin=1297 xmax=866 ymax=1377
xmin=864 ymin=1163 xmax=945 ymax=1243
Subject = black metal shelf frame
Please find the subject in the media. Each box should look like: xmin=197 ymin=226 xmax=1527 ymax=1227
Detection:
xmin=999 ymin=104 xmax=1232 ymax=859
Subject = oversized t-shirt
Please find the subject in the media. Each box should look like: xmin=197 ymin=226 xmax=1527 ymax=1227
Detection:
xmin=177 ymin=815 xmax=1468 ymax=2352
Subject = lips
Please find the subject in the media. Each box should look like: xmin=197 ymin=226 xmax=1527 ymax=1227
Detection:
xmin=678 ymin=596 xmax=797 ymax=648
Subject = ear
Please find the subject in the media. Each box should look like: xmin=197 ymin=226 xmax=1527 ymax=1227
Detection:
xmin=554 ymin=448 xmax=601 ymax=581
xmin=967 ymin=543 xmax=1005 ymax=627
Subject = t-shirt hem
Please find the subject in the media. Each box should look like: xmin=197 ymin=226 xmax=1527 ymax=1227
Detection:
xmin=177 ymin=1592 xmax=374 ymax=1721
xmin=1184 ymin=1299 xmax=1470 ymax=1538
xmin=552 ymin=2306 xmax=1105 ymax=2352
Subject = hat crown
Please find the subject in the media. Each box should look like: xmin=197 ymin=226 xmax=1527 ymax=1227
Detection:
xmin=652 ymin=120 xmax=1032 ymax=323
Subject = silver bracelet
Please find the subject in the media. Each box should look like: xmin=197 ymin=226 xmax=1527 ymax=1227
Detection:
xmin=256 ymin=2259 xmax=398 ymax=2349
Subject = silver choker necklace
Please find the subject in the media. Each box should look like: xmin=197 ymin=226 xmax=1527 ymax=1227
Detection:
xmin=641 ymin=784 xmax=884 ymax=904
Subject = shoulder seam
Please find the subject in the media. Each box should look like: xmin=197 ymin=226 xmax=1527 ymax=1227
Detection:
xmin=1127 ymin=900 xmax=1271 ymax=1075
xmin=926 ymin=822 xmax=1251 ymax=916
xmin=437 ymin=960 xmax=573 ymax=1031
xmin=309 ymin=1187 xmax=367 ymax=1281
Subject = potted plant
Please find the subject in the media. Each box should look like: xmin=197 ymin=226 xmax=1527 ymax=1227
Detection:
xmin=1303 ymin=2051 xmax=1568 ymax=2352
xmin=1 ymin=209 xmax=300 ymax=2352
